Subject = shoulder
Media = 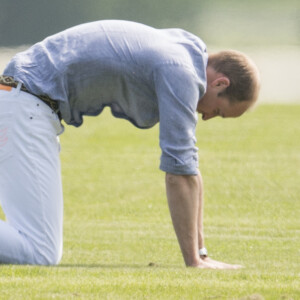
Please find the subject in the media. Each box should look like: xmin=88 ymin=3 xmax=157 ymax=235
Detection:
xmin=153 ymin=62 xmax=206 ymax=100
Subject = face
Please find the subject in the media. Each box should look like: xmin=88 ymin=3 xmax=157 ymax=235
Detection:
xmin=197 ymin=94 xmax=251 ymax=121
xmin=197 ymin=66 xmax=251 ymax=121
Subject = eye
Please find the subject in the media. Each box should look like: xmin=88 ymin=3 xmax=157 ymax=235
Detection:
xmin=214 ymin=109 xmax=220 ymax=116
xmin=214 ymin=109 xmax=225 ymax=118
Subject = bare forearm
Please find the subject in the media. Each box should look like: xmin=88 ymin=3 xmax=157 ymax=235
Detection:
xmin=197 ymin=171 xmax=205 ymax=250
xmin=165 ymin=172 xmax=242 ymax=269
xmin=165 ymin=172 xmax=202 ymax=266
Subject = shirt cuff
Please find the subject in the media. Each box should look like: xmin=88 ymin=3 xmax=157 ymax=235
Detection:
xmin=159 ymin=155 xmax=198 ymax=175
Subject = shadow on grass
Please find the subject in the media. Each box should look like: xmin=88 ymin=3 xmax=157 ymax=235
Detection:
xmin=58 ymin=263 xmax=179 ymax=269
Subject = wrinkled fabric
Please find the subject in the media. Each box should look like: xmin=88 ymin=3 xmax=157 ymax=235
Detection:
xmin=4 ymin=20 xmax=208 ymax=174
xmin=0 ymin=87 xmax=63 ymax=264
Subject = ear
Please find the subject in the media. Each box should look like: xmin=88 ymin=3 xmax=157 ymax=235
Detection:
xmin=211 ymin=76 xmax=230 ymax=88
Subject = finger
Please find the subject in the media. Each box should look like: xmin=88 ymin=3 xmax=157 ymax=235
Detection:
xmin=201 ymin=257 xmax=243 ymax=269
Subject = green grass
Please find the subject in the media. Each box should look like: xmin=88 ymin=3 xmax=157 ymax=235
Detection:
xmin=0 ymin=104 xmax=299 ymax=299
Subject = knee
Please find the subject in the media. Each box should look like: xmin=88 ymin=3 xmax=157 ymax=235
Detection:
xmin=32 ymin=243 xmax=63 ymax=266
xmin=0 ymin=240 xmax=62 ymax=266
xmin=34 ymin=251 xmax=62 ymax=266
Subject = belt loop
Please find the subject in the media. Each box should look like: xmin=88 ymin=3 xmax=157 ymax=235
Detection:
xmin=16 ymin=82 xmax=22 ymax=94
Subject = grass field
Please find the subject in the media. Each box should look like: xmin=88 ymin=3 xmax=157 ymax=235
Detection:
xmin=0 ymin=104 xmax=299 ymax=299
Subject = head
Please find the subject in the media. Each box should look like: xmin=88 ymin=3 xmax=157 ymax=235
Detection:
xmin=197 ymin=50 xmax=260 ymax=121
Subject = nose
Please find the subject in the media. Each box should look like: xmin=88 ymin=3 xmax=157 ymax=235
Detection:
xmin=202 ymin=113 xmax=217 ymax=121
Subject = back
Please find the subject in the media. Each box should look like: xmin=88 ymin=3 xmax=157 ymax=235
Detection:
xmin=4 ymin=20 xmax=208 ymax=175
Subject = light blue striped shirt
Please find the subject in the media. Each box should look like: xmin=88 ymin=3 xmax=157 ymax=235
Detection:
xmin=4 ymin=20 xmax=208 ymax=175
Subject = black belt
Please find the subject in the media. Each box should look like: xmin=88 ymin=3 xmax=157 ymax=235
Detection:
xmin=0 ymin=75 xmax=61 ymax=120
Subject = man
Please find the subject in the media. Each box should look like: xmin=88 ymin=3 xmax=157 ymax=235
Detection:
xmin=0 ymin=20 xmax=260 ymax=267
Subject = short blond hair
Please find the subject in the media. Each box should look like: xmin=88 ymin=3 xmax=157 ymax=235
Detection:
xmin=208 ymin=50 xmax=260 ymax=105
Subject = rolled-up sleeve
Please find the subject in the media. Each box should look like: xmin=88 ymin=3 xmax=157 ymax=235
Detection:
xmin=154 ymin=63 xmax=203 ymax=175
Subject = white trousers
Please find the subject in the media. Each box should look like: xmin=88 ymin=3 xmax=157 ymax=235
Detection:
xmin=0 ymin=84 xmax=64 ymax=265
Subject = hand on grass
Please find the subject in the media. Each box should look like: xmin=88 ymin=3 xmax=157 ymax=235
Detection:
xmin=195 ymin=257 xmax=243 ymax=269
